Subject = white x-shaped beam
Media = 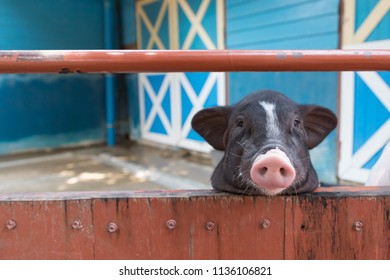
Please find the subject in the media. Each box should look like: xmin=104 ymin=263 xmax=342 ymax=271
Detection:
xmin=178 ymin=0 xmax=216 ymax=50
xmin=179 ymin=72 xmax=219 ymax=139
xmin=138 ymin=0 xmax=169 ymax=49
xmin=142 ymin=74 xmax=173 ymax=136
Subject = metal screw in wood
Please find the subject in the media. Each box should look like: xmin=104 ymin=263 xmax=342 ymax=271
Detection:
xmin=107 ymin=223 xmax=119 ymax=233
xmin=72 ymin=219 xmax=83 ymax=231
xmin=353 ymin=221 xmax=363 ymax=231
xmin=166 ymin=219 xmax=177 ymax=230
xmin=205 ymin=221 xmax=215 ymax=231
xmin=6 ymin=219 xmax=16 ymax=230
xmin=261 ymin=219 xmax=271 ymax=229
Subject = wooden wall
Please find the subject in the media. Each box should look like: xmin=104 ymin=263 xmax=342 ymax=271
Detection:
xmin=0 ymin=0 xmax=106 ymax=155
xmin=1 ymin=187 xmax=389 ymax=259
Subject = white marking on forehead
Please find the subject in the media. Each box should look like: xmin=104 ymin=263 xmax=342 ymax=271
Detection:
xmin=259 ymin=101 xmax=281 ymax=137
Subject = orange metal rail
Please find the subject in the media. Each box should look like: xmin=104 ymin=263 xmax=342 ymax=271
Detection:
xmin=1 ymin=50 xmax=390 ymax=260
xmin=1 ymin=50 xmax=390 ymax=73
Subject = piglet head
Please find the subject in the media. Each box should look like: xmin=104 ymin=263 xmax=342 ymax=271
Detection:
xmin=191 ymin=90 xmax=337 ymax=196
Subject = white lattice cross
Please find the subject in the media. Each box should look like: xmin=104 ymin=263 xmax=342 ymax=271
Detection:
xmin=178 ymin=0 xmax=216 ymax=50
xmin=137 ymin=0 xmax=169 ymax=49
xmin=142 ymin=74 xmax=173 ymax=136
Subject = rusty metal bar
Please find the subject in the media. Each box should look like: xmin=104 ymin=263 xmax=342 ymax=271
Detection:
xmin=0 ymin=50 xmax=390 ymax=74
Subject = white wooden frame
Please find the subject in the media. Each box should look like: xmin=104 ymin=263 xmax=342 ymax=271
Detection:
xmin=342 ymin=0 xmax=390 ymax=47
xmin=139 ymin=72 xmax=226 ymax=152
xmin=139 ymin=73 xmax=176 ymax=146
xmin=339 ymin=0 xmax=390 ymax=183
xmin=136 ymin=0 xmax=226 ymax=152
xmin=339 ymin=70 xmax=390 ymax=183
xmin=136 ymin=0 xmax=225 ymax=50
xmin=177 ymin=72 xmax=226 ymax=152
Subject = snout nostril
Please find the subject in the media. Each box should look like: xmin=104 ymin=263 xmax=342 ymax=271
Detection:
xmin=250 ymin=150 xmax=296 ymax=192
xmin=259 ymin=167 xmax=268 ymax=176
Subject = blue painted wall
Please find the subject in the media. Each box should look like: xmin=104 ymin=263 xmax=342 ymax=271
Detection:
xmin=120 ymin=0 xmax=140 ymax=140
xmin=121 ymin=0 xmax=137 ymax=44
xmin=226 ymin=0 xmax=340 ymax=182
xmin=0 ymin=0 xmax=106 ymax=154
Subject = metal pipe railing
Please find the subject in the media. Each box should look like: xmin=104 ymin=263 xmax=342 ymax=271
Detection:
xmin=103 ymin=0 xmax=117 ymax=146
xmin=0 ymin=50 xmax=389 ymax=73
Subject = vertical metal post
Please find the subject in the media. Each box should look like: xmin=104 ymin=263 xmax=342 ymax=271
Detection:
xmin=104 ymin=0 xmax=116 ymax=146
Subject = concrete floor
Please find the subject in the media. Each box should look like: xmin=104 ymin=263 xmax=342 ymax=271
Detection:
xmin=0 ymin=143 xmax=214 ymax=193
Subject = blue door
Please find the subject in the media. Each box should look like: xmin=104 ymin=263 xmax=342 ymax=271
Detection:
xmin=136 ymin=0 xmax=226 ymax=152
xmin=339 ymin=0 xmax=390 ymax=183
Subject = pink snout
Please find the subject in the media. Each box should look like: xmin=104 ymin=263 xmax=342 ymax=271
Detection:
xmin=250 ymin=148 xmax=296 ymax=194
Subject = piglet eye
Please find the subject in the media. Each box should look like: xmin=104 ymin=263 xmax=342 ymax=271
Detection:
xmin=294 ymin=119 xmax=301 ymax=127
xmin=236 ymin=117 xmax=244 ymax=127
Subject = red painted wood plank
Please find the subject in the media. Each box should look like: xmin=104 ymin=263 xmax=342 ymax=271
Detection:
xmin=285 ymin=196 xmax=390 ymax=259
xmin=188 ymin=196 xmax=285 ymax=259
xmin=0 ymin=188 xmax=389 ymax=259
xmin=0 ymin=200 xmax=93 ymax=259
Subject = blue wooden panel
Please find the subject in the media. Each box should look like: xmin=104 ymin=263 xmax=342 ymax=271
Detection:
xmin=229 ymin=72 xmax=338 ymax=108
xmin=121 ymin=0 xmax=137 ymax=45
xmin=0 ymin=0 xmax=104 ymax=49
xmin=144 ymin=88 xmax=154 ymax=119
xmin=226 ymin=0 xmax=340 ymax=182
xmin=0 ymin=74 xmax=105 ymax=154
xmin=226 ymin=0 xmax=310 ymax=18
xmin=241 ymin=33 xmax=339 ymax=50
xmin=226 ymin=0 xmax=339 ymax=49
xmin=367 ymin=12 xmax=390 ymax=42
xmin=181 ymin=86 xmax=194 ymax=127
xmin=126 ymin=74 xmax=141 ymax=140
xmin=355 ymin=0 xmax=390 ymax=42
xmin=228 ymin=0 xmax=339 ymax=34
xmin=228 ymin=14 xmax=339 ymax=48
xmin=150 ymin=115 xmax=168 ymax=135
xmin=120 ymin=0 xmax=139 ymax=139
xmin=0 ymin=0 xmax=106 ymax=155
xmin=184 ymin=72 xmax=211 ymax=97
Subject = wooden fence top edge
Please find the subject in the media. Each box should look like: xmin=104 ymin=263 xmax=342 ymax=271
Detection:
xmin=0 ymin=186 xmax=389 ymax=201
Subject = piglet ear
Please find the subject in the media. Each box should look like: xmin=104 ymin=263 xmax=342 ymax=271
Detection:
xmin=299 ymin=105 xmax=338 ymax=149
xmin=191 ymin=106 xmax=232 ymax=151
